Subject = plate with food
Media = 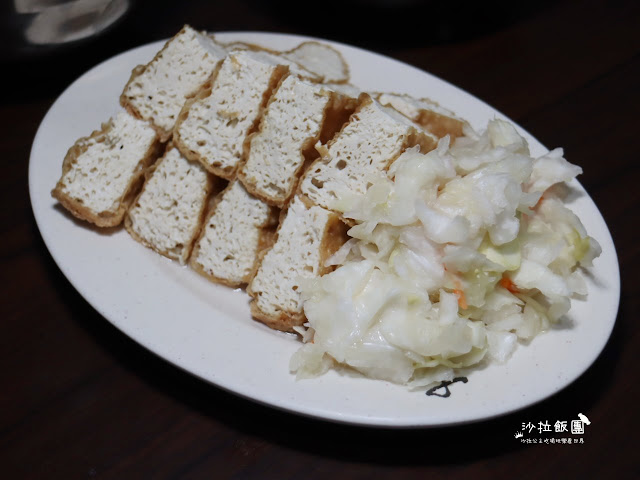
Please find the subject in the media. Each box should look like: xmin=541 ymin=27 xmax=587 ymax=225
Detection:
xmin=29 ymin=26 xmax=620 ymax=427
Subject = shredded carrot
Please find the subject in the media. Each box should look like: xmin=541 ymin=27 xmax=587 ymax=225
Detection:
xmin=534 ymin=192 xmax=546 ymax=210
xmin=454 ymin=289 xmax=468 ymax=310
xmin=452 ymin=277 xmax=468 ymax=309
xmin=500 ymin=275 xmax=520 ymax=294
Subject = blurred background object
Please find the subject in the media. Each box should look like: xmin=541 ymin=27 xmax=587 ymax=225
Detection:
xmin=0 ymin=0 xmax=556 ymax=102
xmin=2 ymin=0 xmax=130 ymax=55
xmin=20 ymin=0 xmax=129 ymax=45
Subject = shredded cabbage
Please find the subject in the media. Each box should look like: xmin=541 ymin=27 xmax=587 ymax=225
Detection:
xmin=291 ymin=119 xmax=600 ymax=389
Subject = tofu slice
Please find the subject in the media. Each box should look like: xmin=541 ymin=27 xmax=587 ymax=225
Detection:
xmin=298 ymin=94 xmax=438 ymax=216
xmin=52 ymin=111 xmax=161 ymax=227
xmin=125 ymin=144 xmax=214 ymax=264
xmin=248 ymin=196 xmax=348 ymax=332
xmin=190 ymin=180 xmax=278 ymax=287
xmin=120 ymin=25 xmax=228 ymax=141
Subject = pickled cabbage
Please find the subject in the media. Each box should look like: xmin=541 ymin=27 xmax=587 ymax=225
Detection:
xmin=291 ymin=119 xmax=601 ymax=388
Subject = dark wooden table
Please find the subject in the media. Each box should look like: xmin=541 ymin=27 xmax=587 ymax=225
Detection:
xmin=2 ymin=0 xmax=637 ymax=478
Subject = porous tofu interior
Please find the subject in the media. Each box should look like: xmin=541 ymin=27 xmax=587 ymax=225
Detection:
xmin=242 ymin=76 xmax=330 ymax=202
xmin=127 ymin=146 xmax=210 ymax=263
xmin=59 ymin=112 xmax=157 ymax=214
xmin=300 ymin=99 xmax=415 ymax=210
xmin=122 ymin=26 xmax=227 ymax=134
xmin=251 ymin=197 xmax=333 ymax=316
xmin=193 ymin=180 xmax=274 ymax=285
xmin=176 ymin=50 xmax=285 ymax=175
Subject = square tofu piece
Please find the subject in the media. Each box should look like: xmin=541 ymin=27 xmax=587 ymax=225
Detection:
xmin=190 ymin=179 xmax=278 ymax=287
xmin=298 ymin=94 xmax=438 ymax=214
xmin=120 ymin=25 xmax=227 ymax=141
xmin=125 ymin=144 xmax=214 ymax=264
xmin=52 ymin=111 xmax=161 ymax=227
xmin=248 ymin=196 xmax=348 ymax=332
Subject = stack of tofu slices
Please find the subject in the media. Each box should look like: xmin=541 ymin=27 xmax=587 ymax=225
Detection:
xmin=52 ymin=25 xmax=468 ymax=332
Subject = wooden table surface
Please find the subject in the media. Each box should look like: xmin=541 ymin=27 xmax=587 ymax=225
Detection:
xmin=2 ymin=0 xmax=637 ymax=478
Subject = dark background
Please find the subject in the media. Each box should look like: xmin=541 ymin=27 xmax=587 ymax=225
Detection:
xmin=1 ymin=0 xmax=638 ymax=478
xmin=2 ymin=0 xmax=560 ymax=100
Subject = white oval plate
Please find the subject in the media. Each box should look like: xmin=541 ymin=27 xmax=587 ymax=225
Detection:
xmin=29 ymin=32 xmax=620 ymax=427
